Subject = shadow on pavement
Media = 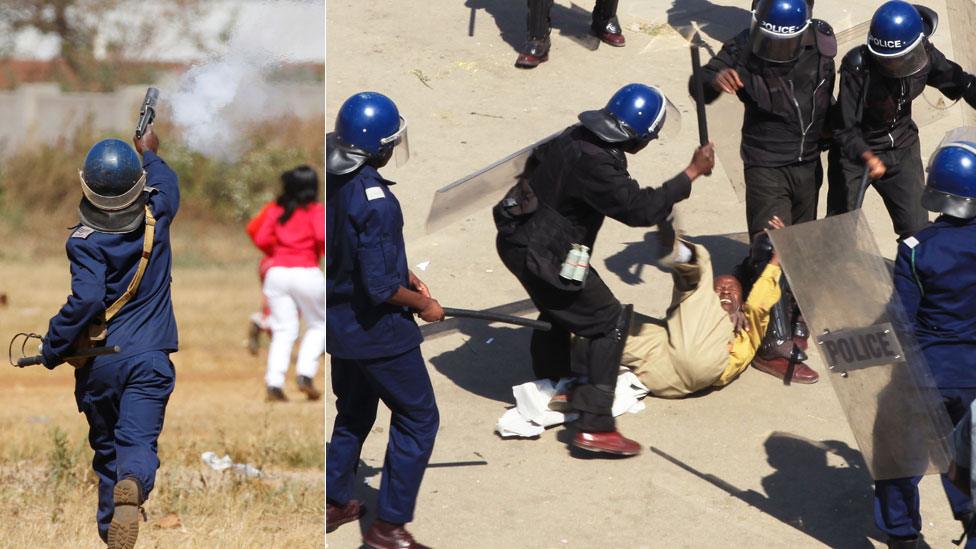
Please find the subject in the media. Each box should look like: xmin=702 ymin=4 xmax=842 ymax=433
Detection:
xmin=653 ymin=431 xmax=882 ymax=547
xmin=465 ymin=0 xmax=603 ymax=54
xmin=603 ymin=230 xmax=750 ymax=286
xmin=666 ymin=0 xmax=751 ymax=45
xmin=428 ymin=320 xmax=536 ymax=404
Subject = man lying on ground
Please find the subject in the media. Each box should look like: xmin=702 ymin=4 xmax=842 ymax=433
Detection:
xmin=620 ymin=216 xmax=795 ymax=397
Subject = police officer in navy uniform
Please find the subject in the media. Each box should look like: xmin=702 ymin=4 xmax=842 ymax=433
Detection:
xmin=693 ymin=0 xmax=836 ymax=383
xmin=495 ymin=83 xmax=715 ymax=456
xmin=878 ymin=136 xmax=976 ymax=548
xmin=830 ymin=1 xmax=976 ymax=240
xmin=40 ymin=127 xmax=178 ymax=549
xmin=325 ymin=92 xmax=443 ymax=549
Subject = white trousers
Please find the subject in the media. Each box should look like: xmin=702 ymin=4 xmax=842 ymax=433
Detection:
xmin=263 ymin=266 xmax=325 ymax=388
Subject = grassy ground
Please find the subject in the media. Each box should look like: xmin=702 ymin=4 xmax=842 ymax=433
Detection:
xmin=0 ymin=226 xmax=324 ymax=548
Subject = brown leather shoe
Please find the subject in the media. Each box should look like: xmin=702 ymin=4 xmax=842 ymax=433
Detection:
xmin=592 ymin=19 xmax=626 ymax=47
xmin=326 ymin=500 xmax=365 ymax=533
xmin=572 ymin=430 xmax=642 ymax=456
xmin=751 ymin=356 xmax=819 ymax=384
xmin=515 ymin=38 xmax=550 ymax=69
xmin=266 ymin=386 xmax=288 ymax=402
xmin=297 ymin=375 xmax=321 ymax=401
xmin=363 ymin=519 xmax=430 ymax=549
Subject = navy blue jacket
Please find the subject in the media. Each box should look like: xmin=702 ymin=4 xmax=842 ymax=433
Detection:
xmin=42 ymin=151 xmax=179 ymax=367
xmin=326 ymin=165 xmax=422 ymax=360
xmin=894 ymin=216 xmax=976 ymax=388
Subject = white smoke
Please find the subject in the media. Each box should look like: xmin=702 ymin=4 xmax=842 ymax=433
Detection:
xmin=167 ymin=1 xmax=323 ymax=160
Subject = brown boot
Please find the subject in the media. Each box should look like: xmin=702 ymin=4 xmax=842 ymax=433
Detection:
xmin=297 ymin=375 xmax=321 ymax=401
xmin=515 ymin=38 xmax=550 ymax=68
xmin=326 ymin=499 xmax=365 ymax=533
xmin=107 ymin=478 xmax=143 ymax=549
xmin=363 ymin=519 xmax=431 ymax=549
xmin=572 ymin=430 xmax=642 ymax=456
xmin=266 ymin=386 xmax=288 ymax=402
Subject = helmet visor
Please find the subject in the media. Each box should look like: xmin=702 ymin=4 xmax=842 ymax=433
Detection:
xmin=869 ymin=36 xmax=929 ymax=78
xmin=655 ymin=96 xmax=682 ymax=141
xmin=749 ymin=18 xmax=809 ymax=63
xmin=380 ymin=116 xmax=410 ymax=168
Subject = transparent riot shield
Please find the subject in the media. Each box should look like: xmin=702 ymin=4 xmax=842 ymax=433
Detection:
xmin=425 ymin=129 xmax=562 ymax=234
xmin=768 ymin=211 xmax=953 ymax=480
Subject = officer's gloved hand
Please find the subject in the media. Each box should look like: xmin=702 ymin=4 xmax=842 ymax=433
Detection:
xmin=133 ymin=124 xmax=160 ymax=155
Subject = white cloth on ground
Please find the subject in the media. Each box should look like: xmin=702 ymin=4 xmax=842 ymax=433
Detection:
xmin=495 ymin=370 xmax=650 ymax=438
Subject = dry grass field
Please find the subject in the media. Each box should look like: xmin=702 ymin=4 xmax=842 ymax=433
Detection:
xmin=0 ymin=227 xmax=324 ymax=548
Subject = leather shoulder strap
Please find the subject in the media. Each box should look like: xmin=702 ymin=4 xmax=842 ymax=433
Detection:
xmin=104 ymin=205 xmax=156 ymax=321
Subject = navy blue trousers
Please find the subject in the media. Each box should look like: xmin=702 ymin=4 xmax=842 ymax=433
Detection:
xmin=326 ymin=347 xmax=439 ymax=524
xmin=74 ymin=351 xmax=175 ymax=541
xmin=874 ymin=388 xmax=976 ymax=539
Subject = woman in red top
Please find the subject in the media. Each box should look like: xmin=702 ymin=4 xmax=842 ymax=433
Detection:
xmin=251 ymin=165 xmax=325 ymax=401
xmin=245 ymin=201 xmax=276 ymax=355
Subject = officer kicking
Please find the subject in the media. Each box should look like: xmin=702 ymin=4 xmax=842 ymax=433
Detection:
xmin=877 ymin=134 xmax=976 ymax=548
xmin=326 ymin=92 xmax=443 ymax=549
xmin=830 ymin=0 xmax=976 ymax=240
xmin=494 ymin=83 xmax=714 ymax=456
xmin=692 ymin=0 xmax=836 ymax=383
xmin=38 ymin=126 xmax=178 ymax=548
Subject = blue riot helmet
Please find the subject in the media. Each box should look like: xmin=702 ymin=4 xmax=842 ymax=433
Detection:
xmin=79 ymin=139 xmax=146 ymax=211
xmin=578 ymin=83 xmax=680 ymax=145
xmin=922 ymin=137 xmax=976 ymax=219
xmin=867 ymin=1 xmax=929 ymax=78
xmin=326 ymin=91 xmax=409 ymax=175
xmin=748 ymin=0 xmax=810 ymax=63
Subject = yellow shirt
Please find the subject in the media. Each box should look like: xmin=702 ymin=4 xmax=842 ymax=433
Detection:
xmin=714 ymin=263 xmax=782 ymax=386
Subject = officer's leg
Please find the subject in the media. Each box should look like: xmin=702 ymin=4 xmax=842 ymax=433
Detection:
xmin=326 ymin=356 xmax=380 ymax=507
xmin=745 ymin=166 xmax=792 ymax=239
xmin=874 ymin=476 xmax=923 ymax=540
xmin=516 ymin=0 xmax=554 ymax=67
xmin=530 ymin=314 xmax=572 ymax=380
xmin=547 ymin=269 xmax=625 ymax=433
xmin=825 ymin=145 xmax=851 ymax=216
xmin=788 ymin=159 xmax=821 ymax=225
xmin=264 ymin=268 xmax=300 ymax=389
xmin=836 ymin=153 xmax=868 ymax=212
xmin=592 ymin=0 xmax=619 ymax=26
xmin=293 ymin=267 xmax=326 ymax=382
xmin=874 ymin=143 xmax=929 ymax=239
xmin=77 ymin=366 xmax=120 ymax=542
xmin=940 ymin=390 xmax=976 ymax=520
xmin=114 ymin=352 xmax=175 ymax=499
xmin=359 ymin=347 xmax=439 ymax=524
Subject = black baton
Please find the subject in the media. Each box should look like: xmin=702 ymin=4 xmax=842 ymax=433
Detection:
xmin=441 ymin=307 xmax=551 ymax=331
xmin=16 ymin=345 xmax=121 ymax=368
xmin=690 ymin=34 xmax=709 ymax=146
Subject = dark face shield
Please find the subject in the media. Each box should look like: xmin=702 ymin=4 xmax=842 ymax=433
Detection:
xmin=869 ymin=36 xmax=929 ymax=78
xmin=749 ymin=19 xmax=810 ymax=63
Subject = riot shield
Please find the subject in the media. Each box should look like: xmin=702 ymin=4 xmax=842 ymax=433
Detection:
xmin=425 ymin=129 xmax=562 ymax=234
xmin=768 ymin=211 xmax=953 ymax=480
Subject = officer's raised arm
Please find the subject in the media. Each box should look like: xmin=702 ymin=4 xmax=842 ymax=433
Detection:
xmin=133 ymin=125 xmax=180 ymax=218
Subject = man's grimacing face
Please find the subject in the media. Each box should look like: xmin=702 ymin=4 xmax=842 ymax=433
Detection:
xmin=713 ymin=274 xmax=743 ymax=314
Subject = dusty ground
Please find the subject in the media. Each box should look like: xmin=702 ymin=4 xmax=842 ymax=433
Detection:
xmin=326 ymin=0 xmax=973 ymax=547
xmin=0 ymin=227 xmax=325 ymax=548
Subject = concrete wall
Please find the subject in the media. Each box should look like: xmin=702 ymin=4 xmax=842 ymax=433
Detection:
xmin=0 ymin=83 xmax=324 ymax=156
